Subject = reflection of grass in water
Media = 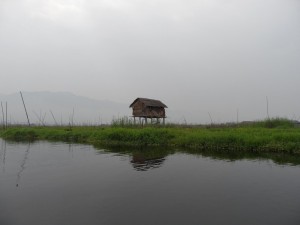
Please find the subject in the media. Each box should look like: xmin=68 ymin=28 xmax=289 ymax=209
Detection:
xmin=95 ymin=145 xmax=300 ymax=166
xmin=179 ymin=148 xmax=300 ymax=166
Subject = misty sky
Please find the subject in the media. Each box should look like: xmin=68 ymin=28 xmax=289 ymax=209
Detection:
xmin=0 ymin=0 xmax=300 ymax=123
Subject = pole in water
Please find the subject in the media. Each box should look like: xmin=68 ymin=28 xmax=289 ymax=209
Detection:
xmin=20 ymin=91 xmax=31 ymax=126
xmin=5 ymin=102 xmax=7 ymax=128
xmin=266 ymin=96 xmax=270 ymax=119
xmin=208 ymin=112 xmax=213 ymax=125
xmin=1 ymin=102 xmax=5 ymax=129
xmin=50 ymin=110 xmax=58 ymax=126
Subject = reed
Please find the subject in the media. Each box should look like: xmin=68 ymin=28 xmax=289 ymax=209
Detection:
xmin=111 ymin=116 xmax=135 ymax=127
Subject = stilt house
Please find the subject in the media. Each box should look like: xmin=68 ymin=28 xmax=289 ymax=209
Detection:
xmin=129 ymin=98 xmax=167 ymax=124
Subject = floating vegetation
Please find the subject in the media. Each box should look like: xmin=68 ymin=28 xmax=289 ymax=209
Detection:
xmin=1 ymin=118 xmax=300 ymax=155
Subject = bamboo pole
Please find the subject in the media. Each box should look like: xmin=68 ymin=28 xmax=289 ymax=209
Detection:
xmin=33 ymin=110 xmax=45 ymax=126
xmin=41 ymin=112 xmax=47 ymax=126
xmin=20 ymin=91 xmax=31 ymax=126
xmin=208 ymin=112 xmax=213 ymax=125
xmin=71 ymin=108 xmax=75 ymax=127
xmin=1 ymin=102 xmax=5 ymax=129
xmin=266 ymin=96 xmax=270 ymax=119
xmin=50 ymin=110 xmax=58 ymax=126
xmin=5 ymin=102 xmax=8 ymax=128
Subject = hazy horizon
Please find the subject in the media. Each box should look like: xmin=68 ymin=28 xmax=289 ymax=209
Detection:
xmin=1 ymin=0 xmax=299 ymax=123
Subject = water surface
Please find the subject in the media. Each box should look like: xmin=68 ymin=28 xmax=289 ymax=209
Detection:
xmin=0 ymin=139 xmax=300 ymax=225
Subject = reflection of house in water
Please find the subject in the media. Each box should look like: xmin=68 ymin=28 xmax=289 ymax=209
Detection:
xmin=101 ymin=146 xmax=173 ymax=171
xmin=130 ymin=152 xmax=166 ymax=171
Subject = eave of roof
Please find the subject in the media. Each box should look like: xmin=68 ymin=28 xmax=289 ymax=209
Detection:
xmin=129 ymin=98 xmax=167 ymax=108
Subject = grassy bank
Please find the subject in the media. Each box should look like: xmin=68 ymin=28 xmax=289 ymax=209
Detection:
xmin=1 ymin=119 xmax=300 ymax=154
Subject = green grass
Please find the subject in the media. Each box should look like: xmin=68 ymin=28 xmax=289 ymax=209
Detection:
xmin=1 ymin=118 xmax=300 ymax=154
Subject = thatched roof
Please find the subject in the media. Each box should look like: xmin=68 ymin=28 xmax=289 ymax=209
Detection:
xmin=129 ymin=98 xmax=167 ymax=108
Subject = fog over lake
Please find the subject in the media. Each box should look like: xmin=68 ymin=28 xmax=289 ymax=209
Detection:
xmin=0 ymin=0 xmax=299 ymax=123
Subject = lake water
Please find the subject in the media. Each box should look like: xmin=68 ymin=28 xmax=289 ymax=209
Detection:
xmin=0 ymin=139 xmax=300 ymax=225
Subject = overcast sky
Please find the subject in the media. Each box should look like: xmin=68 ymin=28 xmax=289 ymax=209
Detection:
xmin=0 ymin=0 xmax=300 ymax=123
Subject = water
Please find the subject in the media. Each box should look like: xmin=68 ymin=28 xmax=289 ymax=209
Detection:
xmin=0 ymin=139 xmax=300 ymax=225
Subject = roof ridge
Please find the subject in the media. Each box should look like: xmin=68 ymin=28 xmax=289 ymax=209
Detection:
xmin=129 ymin=98 xmax=167 ymax=108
